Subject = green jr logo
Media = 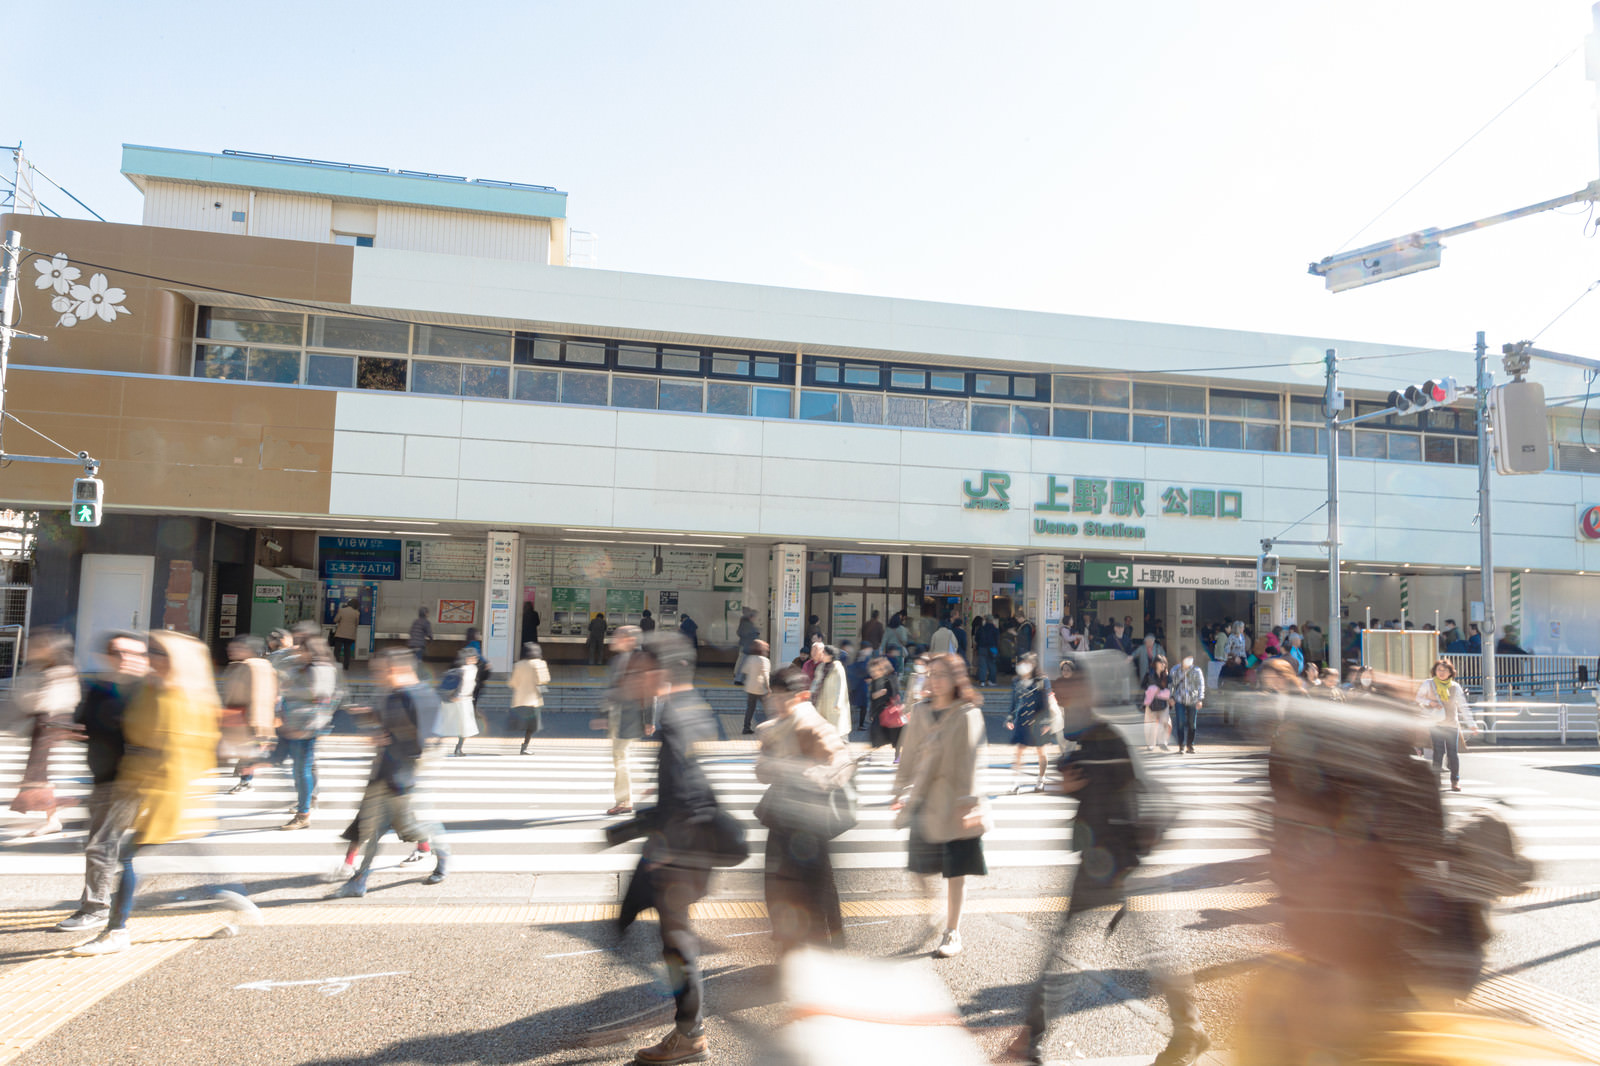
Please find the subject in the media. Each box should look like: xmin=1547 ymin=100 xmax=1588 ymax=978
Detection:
xmin=963 ymin=471 xmax=1011 ymax=511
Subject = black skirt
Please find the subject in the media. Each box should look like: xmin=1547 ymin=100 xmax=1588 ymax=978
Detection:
xmin=907 ymin=819 xmax=987 ymax=879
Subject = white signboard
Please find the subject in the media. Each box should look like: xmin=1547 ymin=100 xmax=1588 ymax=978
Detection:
xmin=1130 ymin=564 xmax=1256 ymax=591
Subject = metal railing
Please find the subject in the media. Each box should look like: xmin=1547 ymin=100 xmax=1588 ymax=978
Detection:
xmin=1446 ymin=654 xmax=1600 ymax=698
xmin=1471 ymin=700 xmax=1600 ymax=745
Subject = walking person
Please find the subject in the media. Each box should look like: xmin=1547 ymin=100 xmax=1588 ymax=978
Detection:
xmin=1142 ymin=655 xmax=1173 ymax=753
xmin=7 ymin=630 xmax=80 ymax=837
xmin=929 ymin=617 xmax=958 ymax=657
xmin=220 ymin=635 xmax=277 ymax=794
xmin=1417 ymin=658 xmax=1478 ymax=792
xmin=734 ymin=607 xmax=759 ymax=680
xmin=639 ymin=608 xmax=656 ymax=633
xmin=1170 ymin=652 xmax=1206 ymax=754
xmin=892 ymin=652 xmax=990 ymax=959
xmin=55 ymin=632 xmax=147 ymax=933
xmin=599 ymin=626 xmax=648 ymax=816
xmin=866 ymin=656 xmax=905 ymax=763
xmin=1007 ymin=652 xmax=1051 ymax=791
xmin=331 ymin=597 xmax=361 ymax=671
xmin=883 ymin=613 xmax=911 ymax=673
xmin=510 ymin=643 xmax=550 ymax=754
xmin=740 ymin=639 xmax=770 ymax=735
xmin=277 ymin=634 xmax=338 ymax=828
xmin=861 ymin=609 xmax=885 ymax=654
xmin=433 ymin=647 xmax=480 ymax=758
xmin=586 ymin=611 xmax=608 ymax=666
xmin=72 ymin=631 xmax=259 ymax=955
xmin=407 ymin=606 xmax=432 ymax=665
xmin=974 ymin=615 xmax=1000 ymax=686
xmin=755 ymin=666 xmax=851 ymax=953
xmin=332 ymin=648 xmax=449 ymax=897
xmin=809 ymin=644 xmax=851 ymax=737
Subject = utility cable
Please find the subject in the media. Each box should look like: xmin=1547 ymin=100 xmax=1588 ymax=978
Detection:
xmin=1268 ymin=500 xmax=1329 ymax=545
xmin=22 ymin=161 xmax=105 ymax=222
xmin=1529 ymin=278 xmax=1600 ymax=343
xmin=3 ymin=411 xmax=86 ymax=458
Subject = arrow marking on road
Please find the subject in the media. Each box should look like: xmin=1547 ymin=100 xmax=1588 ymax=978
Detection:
xmin=234 ymin=971 xmax=410 ymax=996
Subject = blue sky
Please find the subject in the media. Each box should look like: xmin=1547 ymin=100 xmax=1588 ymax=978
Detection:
xmin=7 ymin=1 xmax=1600 ymax=379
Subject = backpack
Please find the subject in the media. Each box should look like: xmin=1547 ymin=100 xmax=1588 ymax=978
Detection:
xmin=438 ymin=667 xmax=464 ymax=701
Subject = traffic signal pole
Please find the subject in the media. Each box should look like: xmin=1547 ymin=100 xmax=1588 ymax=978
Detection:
xmin=1325 ymin=349 xmax=1343 ymax=675
xmin=1475 ymin=331 xmax=1497 ymax=704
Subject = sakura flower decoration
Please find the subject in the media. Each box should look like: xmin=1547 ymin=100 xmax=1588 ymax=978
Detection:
xmin=50 ymin=295 xmax=77 ymax=328
xmin=68 ymin=273 xmax=130 ymax=324
xmin=32 ymin=253 xmax=80 ymax=295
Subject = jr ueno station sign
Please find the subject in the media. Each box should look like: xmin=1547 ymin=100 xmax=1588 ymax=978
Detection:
xmin=963 ymin=472 xmax=1244 ymax=542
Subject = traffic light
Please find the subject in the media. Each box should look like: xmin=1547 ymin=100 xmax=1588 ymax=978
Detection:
xmin=1256 ymin=553 xmax=1279 ymax=594
xmin=1387 ymin=376 xmax=1458 ymax=415
xmin=70 ymin=477 xmax=103 ymax=527
xmin=1489 ymin=380 xmax=1551 ymax=475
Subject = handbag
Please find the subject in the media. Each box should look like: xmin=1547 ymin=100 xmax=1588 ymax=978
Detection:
xmin=754 ymin=774 xmax=859 ymax=840
xmin=878 ymin=698 xmax=906 ymax=729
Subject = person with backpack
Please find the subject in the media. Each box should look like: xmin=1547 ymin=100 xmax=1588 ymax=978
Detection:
xmin=1000 ymin=656 xmax=1208 ymax=1066
xmin=277 ymin=634 xmax=339 ymax=830
xmin=433 ymin=647 xmax=480 ymax=758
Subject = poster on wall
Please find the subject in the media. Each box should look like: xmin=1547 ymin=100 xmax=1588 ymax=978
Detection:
xmin=404 ymin=540 xmax=424 ymax=580
xmin=831 ymin=600 xmax=859 ymax=643
xmin=713 ymin=553 xmax=746 ymax=591
xmin=424 ymin=541 xmax=487 ymax=582
xmin=438 ymin=600 xmax=476 ymax=625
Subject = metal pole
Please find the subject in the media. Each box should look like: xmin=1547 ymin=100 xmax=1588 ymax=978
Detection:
xmin=1325 ymin=349 xmax=1343 ymax=675
xmin=1477 ymin=330 xmax=1497 ymax=703
xmin=0 ymin=230 xmax=19 ymax=453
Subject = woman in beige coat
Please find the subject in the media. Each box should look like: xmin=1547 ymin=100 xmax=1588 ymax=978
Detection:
xmin=511 ymin=643 xmax=551 ymax=753
xmin=892 ymin=652 xmax=990 ymax=958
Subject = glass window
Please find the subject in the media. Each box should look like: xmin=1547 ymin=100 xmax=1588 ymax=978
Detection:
xmin=565 ymin=340 xmax=606 ymax=365
xmin=1290 ymin=396 xmax=1322 ymax=423
xmin=561 ymin=370 xmax=608 ymax=405
xmin=1170 ymin=417 xmax=1205 ymax=447
xmin=886 ymin=395 xmax=926 ymax=427
xmin=1209 ymin=420 xmax=1243 ymax=450
xmin=1355 ymin=400 xmax=1388 ymax=420
xmin=617 ymin=345 xmax=657 ymax=369
xmin=755 ymin=387 xmax=791 ymax=418
xmin=708 ymin=382 xmax=750 ymax=416
xmin=1338 ymin=428 xmax=1352 ymax=456
xmin=1210 ymin=393 xmax=1243 ymax=417
xmin=1132 ymin=414 xmax=1167 ymax=444
xmin=1012 ymin=377 xmax=1037 ymax=399
xmin=1053 ymin=375 xmax=1092 ymax=406
xmin=800 ymin=390 xmax=840 ymax=421
xmin=1457 ymin=437 xmax=1478 ymax=464
xmin=306 ymin=353 xmax=354 ymax=388
xmin=612 ymin=375 xmax=658 ymax=409
xmin=1093 ymin=378 xmax=1130 ymax=407
xmin=975 ymin=374 xmax=1010 ymax=396
xmin=754 ymin=356 xmax=782 ymax=379
xmin=660 ymin=381 xmax=703 ymax=412
xmin=195 ymin=344 xmax=246 ymax=380
xmin=1389 ymin=433 xmax=1421 ymax=462
xmin=714 ymin=353 xmax=751 ymax=377
xmin=1170 ymin=385 xmax=1207 ymax=414
xmin=309 ymin=315 xmax=409 ymax=354
xmin=411 ymin=360 xmax=461 ymax=395
xmin=462 ymin=364 xmax=509 ymax=398
xmin=1053 ymin=408 xmax=1090 ymax=439
xmin=247 ymin=348 xmax=300 ymax=383
xmin=1242 ymin=392 xmax=1280 ymax=421
xmin=332 ymin=233 xmax=374 ymax=247
xmin=202 ymin=308 xmax=303 ymax=346
xmin=662 ymin=349 xmax=701 ymax=373
xmin=1390 ymin=410 xmax=1421 ymax=431
xmin=927 ymin=398 xmax=967 ymax=430
xmin=522 ymin=337 xmax=562 ymax=363
xmin=1354 ymin=429 xmax=1387 ymax=459
xmin=1092 ymin=410 xmax=1130 ymax=441
xmin=971 ymin=403 xmax=1010 ymax=433
xmin=891 ymin=368 xmax=925 ymax=390
xmin=812 ymin=361 xmax=840 ymax=384
xmin=1244 ymin=422 xmax=1280 ymax=452
xmin=1289 ymin=425 xmax=1321 ymax=454
xmin=417 ymin=325 xmax=510 ymax=361
xmin=1456 ymin=407 xmax=1478 ymax=435
xmin=1423 ymin=436 xmax=1456 ymax=464
xmin=843 ymin=363 xmax=879 ymax=386
xmin=841 ymin=393 xmax=883 ymax=424
xmin=515 ymin=368 xmax=558 ymax=403
xmin=355 ymin=356 xmax=405 ymax=391
xmin=1133 ymin=383 xmax=1168 ymax=411
xmin=1011 ymin=405 xmax=1048 ymax=436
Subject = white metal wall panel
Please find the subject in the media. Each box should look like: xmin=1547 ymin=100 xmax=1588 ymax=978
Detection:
xmin=251 ymin=192 xmax=333 ymax=242
xmin=375 ymin=205 xmax=549 ymax=262
xmin=139 ymin=182 xmax=250 ymax=234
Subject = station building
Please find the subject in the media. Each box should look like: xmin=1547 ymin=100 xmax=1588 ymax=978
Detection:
xmin=4 ymin=143 xmax=1599 ymax=674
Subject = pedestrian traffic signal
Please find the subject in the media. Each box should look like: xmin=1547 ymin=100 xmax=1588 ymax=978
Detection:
xmin=1489 ymin=380 xmax=1551 ymax=475
xmin=70 ymin=477 xmax=103 ymax=527
xmin=1256 ymin=553 xmax=1279 ymax=594
xmin=1387 ymin=376 xmax=1458 ymax=415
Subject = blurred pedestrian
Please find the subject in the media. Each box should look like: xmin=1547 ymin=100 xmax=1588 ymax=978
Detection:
xmin=55 ymin=632 xmax=147 ymax=933
xmin=755 ymin=666 xmax=852 ymax=953
xmin=408 ymin=606 xmax=432 ymax=663
xmin=1007 ymin=652 xmax=1051 ymax=791
xmin=740 ymin=639 xmax=771 ymax=735
xmin=883 ymin=613 xmax=911 ymax=672
xmin=72 ymin=631 xmax=258 ymax=955
xmin=277 ymin=633 xmax=338 ymax=828
xmin=809 ymin=644 xmax=850 ymax=736
xmin=975 ymin=615 xmax=1000 ymax=686
xmin=434 ymin=647 xmax=480 ymax=758
xmin=929 ymin=617 xmax=958 ymax=657
xmin=1417 ymin=657 xmax=1477 ymax=792
xmin=845 ymin=644 xmax=872 ymax=733
xmin=892 ymin=652 xmax=989 ymax=959
xmin=7 ymin=629 xmax=79 ymax=837
xmin=678 ymin=613 xmax=698 ymax=651
xmin=599 ymin=626 xmax=648 ymax=815
xmin=1142 ymin=655 xmax=1173 ymax=753
xmin=511 ymin=642 xmax=550 ymax=754
xmin=221 ymin=635 xmax=277 ymax=794
xmin=331 ymin=597 xmax=360 ymax=670
xmin=867 ymin=656 xmax=904 ymax=762
xmin=587 ymin=611 xmax=608 ymax=665
xmin=639 ymin=608 xmax=656 ymax=633
xmin=1170 ymin=652 xmax=1206 ymax=754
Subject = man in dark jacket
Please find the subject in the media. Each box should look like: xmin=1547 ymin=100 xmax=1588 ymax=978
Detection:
xmin=587 ymin=612 xmax=608 ymax=665
xmin=617 ymin=632 xmax=725 ymax=1065
xmin=861 ymin=609 xmax=885 ymax=652
xmin=975 ymin=616 xmax=1001 ymax=686
xmin=56 ymin=632 xmax=147 ymax=933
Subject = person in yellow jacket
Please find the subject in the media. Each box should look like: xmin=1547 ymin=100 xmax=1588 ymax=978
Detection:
xmin=73 ymin=631 xmax=258 ymax=955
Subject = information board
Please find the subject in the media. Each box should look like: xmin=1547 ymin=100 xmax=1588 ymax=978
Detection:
xmin=319 ymin=537 xmax=402 ymax=580
xmin=423 ymin=540 xmax=487 ymax=582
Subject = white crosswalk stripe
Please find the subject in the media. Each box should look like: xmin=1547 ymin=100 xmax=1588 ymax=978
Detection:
xmin=2 ymin=741 xmax=1594 ymax=877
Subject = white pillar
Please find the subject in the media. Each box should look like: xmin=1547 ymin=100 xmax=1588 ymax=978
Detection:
xmin=481 ymin=530 xmax=519 ymax=674
xmin=1167 ymin=588 xmax=1196 ymax=662
xmin=964 ymin=552 xmax=993 ymax=670
xmin=1023 ymin=554 xmax=1066 ymax=677
xmin=770 ymin=543 xmax=806 ymax=667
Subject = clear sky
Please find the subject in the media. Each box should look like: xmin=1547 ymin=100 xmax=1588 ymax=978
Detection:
xmin=7 ymin=1 xmax=1600 ymax=381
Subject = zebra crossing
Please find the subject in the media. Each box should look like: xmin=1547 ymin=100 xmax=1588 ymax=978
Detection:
xmin=2 ymin=739 xmax=1595 ymax=878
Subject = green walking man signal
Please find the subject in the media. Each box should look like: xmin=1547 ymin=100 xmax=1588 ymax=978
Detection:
xmin=1255 ymin=553 xmax=1279 ymax=595
xmin=71 ymin=477 xmax=103 ymax=528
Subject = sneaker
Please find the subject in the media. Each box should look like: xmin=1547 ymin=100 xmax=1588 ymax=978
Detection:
xmin=606 ymin=805 xmax=634 ymax=816
xmin=933 ymin=929 xmax=963 ymax=958
xmin=634 ymin=1028 xmax=708 ymax=1064
xmin=72 ymin=928 xmax=130 ymax=956
xmin=22 ymin=817 xmax=63 ymax=838
xmin=994 ymin=1027 xmax=1044 ymax=1065
xmin=324 ymin=862 xmax=356 ymax=883
xmin=55 ymin=910 xmax=108 ymax=933
xmin=227 ymin=780 xmax=254 ymax=794
xmin=1152 ymin=1029 xmax=1211 ymax=1066
xmin=401 ymin=849 xmax=429 ymax=864
xmin=214 ymin=890 xmax=262 ymax=928
xmin=279 ymin=813 xmax=310 ymax=831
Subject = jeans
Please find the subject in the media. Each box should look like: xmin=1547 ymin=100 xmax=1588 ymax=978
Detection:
xmin=80 ymin=783 xmax=138 ymax=914
xmin=1173 ymin=702 xmax=1200 ymax=749
xmin=282 ymin=736 xmax=318 ymax=815
xmin=351 ymin=779 xmax=445 ymax=877
xmin=1431 ymin=726 xmax=1461 ymax=784
xmin=977 ymin=647 xmax=998 ymax=686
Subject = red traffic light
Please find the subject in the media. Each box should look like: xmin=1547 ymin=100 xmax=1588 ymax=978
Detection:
xmin=1388 ymin=376 xmax=1458 ymax=414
